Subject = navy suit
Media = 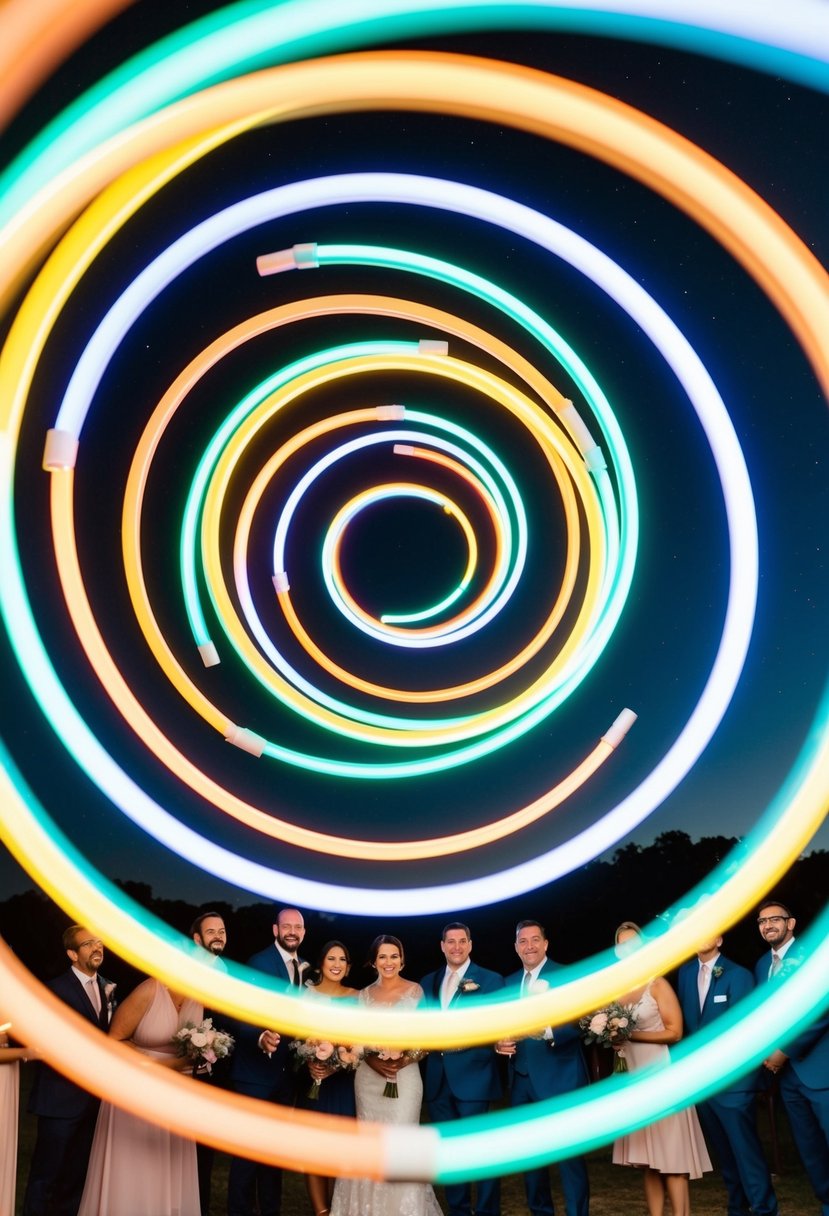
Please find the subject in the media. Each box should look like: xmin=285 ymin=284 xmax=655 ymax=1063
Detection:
xmin=227 ymin=945 xmax=306 ymax=1216
xmin=756 ymin=945 xmax=829 ymax=1214
xmin=23 ymin=969 xmax=111 ymax=1216
xmin=507 ymin=960 xmax=590 ymax=1216
xmin=677 ymin=954 xmax=777 ymax=1215
xmin=421 ymin=961 xmax=505 ymax=1215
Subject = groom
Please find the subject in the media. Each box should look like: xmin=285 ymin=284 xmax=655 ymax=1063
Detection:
xmin=23 ymin=925 xmax=115 ymax=1216
xmin=421 ymin=921 xmax=505 ymax=1216
xmin=496 ymin=920 xmax=590 ymax=1216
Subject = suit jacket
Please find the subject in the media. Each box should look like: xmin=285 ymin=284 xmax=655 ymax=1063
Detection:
xmin=755 ymin=944 xmax=829 ymax=1089
xmin=28 ymin=969 xmax=111 ymax=1118
xmin=677 ymin=954 xmax=760 ymax=1095
xmin=507 ymin=959 xmax=589 ymax=1099
xmin=420 ymin=961 xmax=504 ymax=1102
xmin=229 ymin=944 xmax=307 ymax=1091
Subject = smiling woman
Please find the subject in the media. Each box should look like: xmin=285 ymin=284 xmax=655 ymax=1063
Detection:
xmin=329 ymin=935 xmax=441 ymax=1216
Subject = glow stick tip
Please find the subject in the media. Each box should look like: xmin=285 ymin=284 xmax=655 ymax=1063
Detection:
xmin=294 ymin=242 xmax=319 ymax=268
xmin=383 ymin=1125 xmax=440 ymax=1182
xmin=584 ymin=444 xmax=608 ymax=473
xmin=197 ymin=642 xmax=220 ymax=668
xmin=255 ymin=249 xmax=297 ymax=276
xmin=602 ymin=707 xmax=638 ymax=748
xmin=418 ymin=339 xmax=449 ymax=356
xmin=224 ymin=726 xmax=266 ymax=758
xmin=375 ymin=404 xmax=405 ymax=421
xmin=393 ymin=444 xmax=415 ymax=456
xmin=272 ymin=570 xmax=290 ymax=594
xmin=42 ymin=429 xmax=79 ymax=471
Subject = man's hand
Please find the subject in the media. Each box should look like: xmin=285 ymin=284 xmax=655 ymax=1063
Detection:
xmin=258 ymin=1029 xmax=281 ymax=1055
xmin=763 ymin=1049 xmax=788 ymax=1074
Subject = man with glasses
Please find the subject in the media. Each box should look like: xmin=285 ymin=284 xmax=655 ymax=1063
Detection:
xmin=754 ymin=900 xmax=797 ymax=983
xmin=23 ymin=925 xmax=114 ymax=1216
xmin=755 ymin=899 xmax=829 ymax=1214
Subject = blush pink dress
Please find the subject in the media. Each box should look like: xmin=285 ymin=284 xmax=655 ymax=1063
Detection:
xmin=0 ymin=1056 xmax=19 ymax=1216
xmin=78 ymin=979 xmax=202 ymax=1216
xmin=613 ymin=983 xmax=712 ymax=1179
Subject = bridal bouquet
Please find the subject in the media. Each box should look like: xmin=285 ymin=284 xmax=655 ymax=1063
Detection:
xmin=173 ymin=1018 xmax=235 ymax=1074
xmin=364 ymin=1048 xmax=427 ymax=1098
xmin=579 ymin=1003 xmax=637 ymax=1073
xmin=289 ymin=1039 xmax=364 ymax=1099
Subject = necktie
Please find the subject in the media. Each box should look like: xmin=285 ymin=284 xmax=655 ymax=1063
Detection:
xmin=442 ymin=970 xmax=459 ymax=1009
xmin=87 ymin=976 xmax=101 ymax=1015
xmin=697 ymin=962 xmax=710 ymax=1011
xmin=770 ymin=952 xmax=782 ymax=978
xmin=291 ymin=958 xmax=301 ymax=987
xmin=522 ymin=970 xmax=534 ymax=996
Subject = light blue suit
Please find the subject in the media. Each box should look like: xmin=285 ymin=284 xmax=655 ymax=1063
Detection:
xmin=677 ymin=954 xmax=777 ymax=1215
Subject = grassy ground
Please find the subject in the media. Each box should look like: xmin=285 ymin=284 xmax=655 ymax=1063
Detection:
xmin=12 ymin=1068 xmax=820 ymax=1214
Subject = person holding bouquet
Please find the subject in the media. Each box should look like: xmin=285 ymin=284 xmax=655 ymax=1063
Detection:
xmin=330 ymin=935 xmax=442 ymax=1216
xmin=77 ymin=977 xmax=203 ymax=1216
xmin=609 ymin=922 xmax=711 ymax=1216
xmin=296 ymin=941 xmax=360 ymax=1216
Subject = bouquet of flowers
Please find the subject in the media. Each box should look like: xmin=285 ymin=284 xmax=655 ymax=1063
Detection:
xmin=364 ymin=1048 xmax=427 ymax=1098
xmin=579 ymin=1003 xmax=637 ymax=1073
xmin=289 ymin=1039 xmax=364 ymax=1099
xmin=173 ymin=1018 xmax=234 ymax=1075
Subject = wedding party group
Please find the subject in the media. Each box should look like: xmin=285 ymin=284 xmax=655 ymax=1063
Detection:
xmin=1 ymin=898 xmax=827 ymax=1216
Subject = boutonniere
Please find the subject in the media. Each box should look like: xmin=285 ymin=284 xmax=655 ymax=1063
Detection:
xmin=103 ymin=982 xmax=117 ymax=1016
xmin=712 ymin=966 xmax=723 ymax=979
xmin=457 ymin=980 xmax=480 ymax=994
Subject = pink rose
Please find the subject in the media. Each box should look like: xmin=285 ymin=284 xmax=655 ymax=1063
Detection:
xmin=315 ymin=1041 xmax=335 ymax=1061
xmin=378 ymin=1049 xmax=402 ymax=1061
xmin=337 ymin=1046 xmax=362 ymax=1065
xmin=589 ymin=1013 xmax=608 ymax=1035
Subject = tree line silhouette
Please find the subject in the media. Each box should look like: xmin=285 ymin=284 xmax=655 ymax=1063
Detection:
xmin=2 ymin=832 xmax=826 ymax=1000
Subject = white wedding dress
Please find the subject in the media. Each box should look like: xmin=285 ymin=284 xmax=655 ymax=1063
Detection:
xmin=330 ymin=983 xmax=442 ymax=1216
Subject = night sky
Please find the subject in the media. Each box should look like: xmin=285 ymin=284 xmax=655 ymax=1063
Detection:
xmin=0 ymin=3 xmax=827 ymax=915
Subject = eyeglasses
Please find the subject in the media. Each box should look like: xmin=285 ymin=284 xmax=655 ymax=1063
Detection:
xmin=75 ymin=938 xmax=104 ymax=950
xmin=756 ymin=916 xmax=788 ymax=926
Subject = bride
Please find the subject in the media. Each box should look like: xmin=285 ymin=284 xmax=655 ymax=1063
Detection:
xmin=330 ymin=935 xmax=442 ymax=1216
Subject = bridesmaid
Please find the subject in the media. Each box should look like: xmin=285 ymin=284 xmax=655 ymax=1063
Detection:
xmin=0 ymin=1019 xmax=39 ymax=1216
xmin=610 ymin=922 xmax=711 ymax=1216
xmin=78 ymin=977 xmax=202 ymax=1216
xmin=298 ymin=941 xmax=359 ymax=1216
